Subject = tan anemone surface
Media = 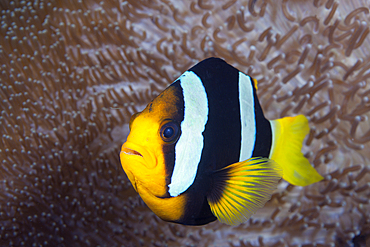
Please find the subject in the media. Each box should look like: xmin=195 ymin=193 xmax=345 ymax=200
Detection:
xmin=1 ymin=0 xmax=370 ymax=246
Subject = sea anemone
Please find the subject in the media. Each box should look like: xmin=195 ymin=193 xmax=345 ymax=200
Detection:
xmin=0 ymin=0 xmax=369 ymax=246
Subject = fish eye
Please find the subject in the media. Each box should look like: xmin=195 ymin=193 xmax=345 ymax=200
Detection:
xmin=160 ymin=121 xmax=180 ymax=143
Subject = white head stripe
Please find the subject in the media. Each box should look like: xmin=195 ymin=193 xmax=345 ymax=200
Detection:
xmin=168 ymin=71 xmax=208 ymax=197
xmin=238 ymin=73 xmax=256 ymax=161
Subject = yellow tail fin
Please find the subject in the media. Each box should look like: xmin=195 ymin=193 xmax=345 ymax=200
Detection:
xmin=269 ymin=115 xmax=323 ymax=186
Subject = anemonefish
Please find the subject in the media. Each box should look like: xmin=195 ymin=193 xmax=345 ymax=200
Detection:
xmin=120 ymin=57 xmax=323 ymax=226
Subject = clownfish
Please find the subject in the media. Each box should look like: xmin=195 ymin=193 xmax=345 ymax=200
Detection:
xmin=120 ymin=57 xmax=323 ymax=226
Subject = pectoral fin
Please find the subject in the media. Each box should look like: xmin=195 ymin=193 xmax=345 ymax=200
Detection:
xmin=207 ymin=157 xmax=282 ymax=226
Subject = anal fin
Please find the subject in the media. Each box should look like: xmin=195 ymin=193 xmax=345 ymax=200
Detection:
xmin=207 ymin=157 xmax=282 ymax=226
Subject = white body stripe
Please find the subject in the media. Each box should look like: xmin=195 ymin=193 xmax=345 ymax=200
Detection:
xmin=268 ymin=120 xmax=276 ymax=158
xmin=238 ymin=73 xmax=256 ymax=161
xmin=168 ymin=71 xmax=208 ymax=197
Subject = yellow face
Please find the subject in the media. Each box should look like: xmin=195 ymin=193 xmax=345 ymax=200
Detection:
xmin=120 ymin=85 xmax=187 ymax=222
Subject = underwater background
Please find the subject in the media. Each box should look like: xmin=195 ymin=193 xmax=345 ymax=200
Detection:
xmin=0 ymin=0 xmax=369 ymax=246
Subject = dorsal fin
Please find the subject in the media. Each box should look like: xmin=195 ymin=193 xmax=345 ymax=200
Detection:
xmin=207 ymin=157 xmax=282 ymax=226
xmin=252 ymin=77 xmax=258 ymax=90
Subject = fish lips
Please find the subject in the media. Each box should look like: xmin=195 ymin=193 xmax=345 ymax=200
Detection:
xmin=121 ymin=146 xmax=143 ymax=157
xmin=120 ymin=141 xmax=156 ymax=168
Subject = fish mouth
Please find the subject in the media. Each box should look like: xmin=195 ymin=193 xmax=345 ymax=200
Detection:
xmin=121 ymin=147 xmax=143 ymax=157
xmin=120 ymin=141 xmax=157 ymax=169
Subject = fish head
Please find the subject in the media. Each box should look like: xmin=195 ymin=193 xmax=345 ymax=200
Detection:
xmin=120 ymin=84 xmax=188 ymax=221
